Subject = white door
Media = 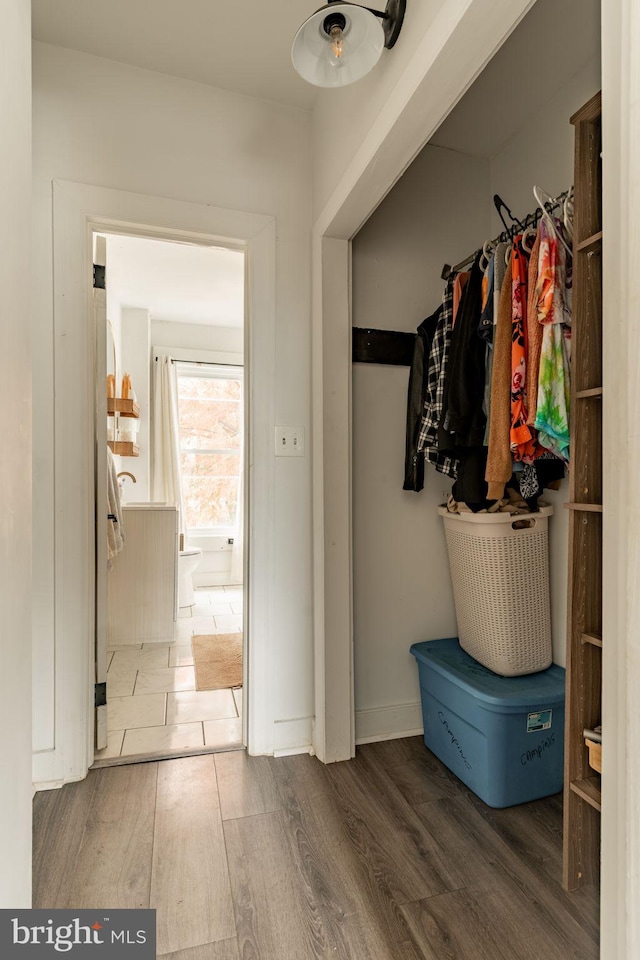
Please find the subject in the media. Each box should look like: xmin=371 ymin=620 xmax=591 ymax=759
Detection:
xmin=94 ymin=235 xmax=108 ymax=750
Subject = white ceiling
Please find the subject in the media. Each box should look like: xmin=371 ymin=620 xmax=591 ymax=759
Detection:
xmin=31 ymin=0 xmax=343 ymax=110
xmin=105 ymin=234 xmax=245 ymax=327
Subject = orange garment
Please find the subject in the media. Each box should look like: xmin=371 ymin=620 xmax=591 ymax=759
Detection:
xmin=525 ymin=229 xmax=543 ymax=426
xmin=510 ymin=238 xmax=538 ymax=463
xmin=452 ymin=272 xmax=470 ymax=326
xmin=485 ymin=259 xmax=513 ymax=500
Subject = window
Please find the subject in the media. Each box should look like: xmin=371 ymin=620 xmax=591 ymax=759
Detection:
xmin=176 ymin=364 xmax=243 ymax=532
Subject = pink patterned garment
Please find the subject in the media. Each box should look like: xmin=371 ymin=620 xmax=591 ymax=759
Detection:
xmin=510 ymin=237 xmax=539 ymax=463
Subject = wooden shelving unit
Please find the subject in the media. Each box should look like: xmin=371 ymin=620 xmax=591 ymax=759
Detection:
xmin=107 ymin=397 xmax=140 ymax=418
xmin=107 ymin=398 xmax=140 ymax=456
xmin=107 ymin=441 xmax=139 ymax=457
xmin=563 ymin=90 xmax=602 ymax=891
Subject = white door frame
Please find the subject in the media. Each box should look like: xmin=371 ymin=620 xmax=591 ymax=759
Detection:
xmin=312 ymin=0 xmax=632 ymax=957
xmin=311 ymin=0 xmax=539 ymax=763
xmin=43 ymin=180 xmax=275 ymax=785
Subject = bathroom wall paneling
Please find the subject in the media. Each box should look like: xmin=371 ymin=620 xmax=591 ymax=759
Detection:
xmin=107 ymin=506 xmax=179 ymax=645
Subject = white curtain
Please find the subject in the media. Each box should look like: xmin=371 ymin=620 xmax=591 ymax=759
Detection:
xmin=151 ymin=355 xmax=186 ymax=537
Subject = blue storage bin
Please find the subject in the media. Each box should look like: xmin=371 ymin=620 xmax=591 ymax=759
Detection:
xmin=410 ymin=637 xmax=565 ymax=808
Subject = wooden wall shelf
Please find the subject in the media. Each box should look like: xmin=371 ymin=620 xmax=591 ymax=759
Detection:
xmin=569 ymin=777 xmax=602 ymax=812
xmin=108 ymin=441 xmax=139 ymax=457
xmin=576 ymin=230 xmax=603 ymax=253
xmin=581 ymin=632 xmax=603 ymax=648
xmin=107 ymin=398 xmax=140 ymax=418
xmin=576 ymin=387 xmax=603 ymax=399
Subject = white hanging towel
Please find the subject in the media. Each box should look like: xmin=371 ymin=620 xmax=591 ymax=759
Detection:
xmin=107 ymin=445 xmax=125 ymax=566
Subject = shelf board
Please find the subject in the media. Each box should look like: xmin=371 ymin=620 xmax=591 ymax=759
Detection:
xmin=576 ymin=387 xmax=603 ymax=399
xmin=569 ymin=777 xmax=602 ymax=812
xmin=581 ymin=632 xmax=603 ymax=648
xmin=564 ymin=502 xmax=603 ymax=513
xmin=107 ymin=398 xmax=140 ymax=418
xmin=576 ymin=230 xmax=603 ymax=253
xmin=107 ymin=441 xmax=139 ymax=457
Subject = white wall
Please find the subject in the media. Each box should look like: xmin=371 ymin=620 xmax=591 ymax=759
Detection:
xmin=488 ymin=59 xmax=601 ymax=233
xmin=31 ymin=42 xmax=314 ymax=769
xmin=312 ymin=0 xmax=447 ymax=221
xmin=0 ymin=0 xmax=32 ymax=907
xmin=351 ymin=145 xmax=491 ymax=742
xmin=152 ymin=319 xmax=243 ymax=356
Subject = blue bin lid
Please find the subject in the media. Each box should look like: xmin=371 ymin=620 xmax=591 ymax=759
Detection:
xmin=410 ymin=637 xmax=565 ymax=707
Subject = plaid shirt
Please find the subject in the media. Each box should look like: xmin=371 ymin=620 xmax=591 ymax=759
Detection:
xmin=417 ymin=278 xmax=458 ymax=478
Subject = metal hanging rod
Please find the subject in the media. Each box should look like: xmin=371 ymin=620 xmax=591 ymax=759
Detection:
xmin=440 ymin=188 xmax=573 ymax=281
xmin=154 ymin=356 xmax=244 ymax=368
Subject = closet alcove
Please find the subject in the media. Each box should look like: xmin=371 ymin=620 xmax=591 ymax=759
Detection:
xmin=351 ymin=0 xmax=601 ymax=904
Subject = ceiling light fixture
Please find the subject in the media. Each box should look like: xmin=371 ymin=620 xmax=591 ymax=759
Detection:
xmin=291 ymin=0 xmax=406 ymax=88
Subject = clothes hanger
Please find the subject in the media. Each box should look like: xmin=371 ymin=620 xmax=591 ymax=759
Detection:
xmin=480 ymin=239 xmax=495 ymax=270
xmin=519 ymin=218 xmax=538 ymax=252
xmin=533 ymin=185 xmax=572 ymax=258
xmin=493 ymin=194 xmax=525 ymax=235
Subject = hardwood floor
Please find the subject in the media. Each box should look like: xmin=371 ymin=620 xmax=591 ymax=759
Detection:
xmin=32 ymin=737 xmax=600 ymax=959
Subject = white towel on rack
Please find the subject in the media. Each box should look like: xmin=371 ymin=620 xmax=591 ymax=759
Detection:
xmin=107 ymin=446 xmax=125 ymax=566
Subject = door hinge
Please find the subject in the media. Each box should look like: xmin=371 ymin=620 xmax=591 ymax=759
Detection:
xmin=95 ymin=681 xmax=107 ymax=708
xmin=93 ymin=263 xmax=106 ymax=290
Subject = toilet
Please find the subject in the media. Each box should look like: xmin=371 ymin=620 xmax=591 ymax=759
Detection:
xmin=178 ymin=545 xmax=203 ymax=608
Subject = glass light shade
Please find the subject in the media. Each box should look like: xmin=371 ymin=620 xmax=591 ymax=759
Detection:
xmin=291 ymin=3 xmax=385 ymax=88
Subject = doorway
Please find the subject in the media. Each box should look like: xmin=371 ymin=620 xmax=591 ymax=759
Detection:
xmin=95 ymin=230 xmax=247 ymax=764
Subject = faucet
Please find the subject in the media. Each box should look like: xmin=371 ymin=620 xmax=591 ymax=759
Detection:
xmin=117 ymin=472 xmax=137 ymax=485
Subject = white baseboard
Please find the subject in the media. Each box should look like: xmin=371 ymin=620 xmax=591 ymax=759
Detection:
xmin=273 ymin=744 xmax=314 ymax=758
xmin=272 ymin=716 xmax=313 ymax=755
xmin=32 ymin=749 xmax=60 ymax=789
xmin=355 ymin=700 xmax=424 ymax=745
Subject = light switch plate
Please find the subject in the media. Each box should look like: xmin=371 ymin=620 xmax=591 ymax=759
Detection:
xmin=275 ymin=425 xmax=305 ymax=457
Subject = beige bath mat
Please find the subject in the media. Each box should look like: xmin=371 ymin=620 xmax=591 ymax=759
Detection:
xmin=192 ymin=633 xmax=243 ymax=691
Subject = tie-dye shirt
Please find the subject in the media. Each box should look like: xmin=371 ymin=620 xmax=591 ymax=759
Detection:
xmin=533 ymin=219 xmax=572 ymax=462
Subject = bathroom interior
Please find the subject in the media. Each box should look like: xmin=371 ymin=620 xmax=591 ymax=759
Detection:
xmin=98 ymin=231 xmax=246 ymax=764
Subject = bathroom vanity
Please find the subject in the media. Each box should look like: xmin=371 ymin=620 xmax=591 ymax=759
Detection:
xmin=107 ymin=504 xmax=179 ymax=644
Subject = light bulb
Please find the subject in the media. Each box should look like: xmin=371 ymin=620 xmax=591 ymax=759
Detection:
xmin=328 ymin=24 xmax=345 ymax=67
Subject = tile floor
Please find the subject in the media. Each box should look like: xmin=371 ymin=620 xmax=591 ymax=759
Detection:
xmin=95 ymin=586 xmax=244 ymax=764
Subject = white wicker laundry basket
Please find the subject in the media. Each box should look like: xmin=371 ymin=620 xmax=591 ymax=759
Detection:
xmin=438 ymin=505 xmax=553 ymax=676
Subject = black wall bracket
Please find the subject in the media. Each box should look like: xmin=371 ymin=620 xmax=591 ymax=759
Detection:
xmin=94 ymin=682 xmax=107 ymax=709
xmin=352 ymin=327 xmax=414 ymax=367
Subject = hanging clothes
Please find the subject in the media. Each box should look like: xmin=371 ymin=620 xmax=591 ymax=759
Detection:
xmin=510 ymin=235 xmax=539 ymax=463
xmin=417 ymin=278 xmax=458 ymax=479
xmin=533 ymin=218 xmax=572 ymax=461
xmin=485 ymin=257 xmax=513 ymax=500
xmin=452 ymin=272 xmax=470 ymax=326
xmin=439 ymin=255 xmax=489 ymax=506
xmin=407 ymin=187 xmax=573 ymax=504
xmin=525 ymin=226 xmax=543 ymax=426
xmin=439 ymin=255 xmax=486 ymax=450
xmin=403 ymin=307 xmax=442 ymax=491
